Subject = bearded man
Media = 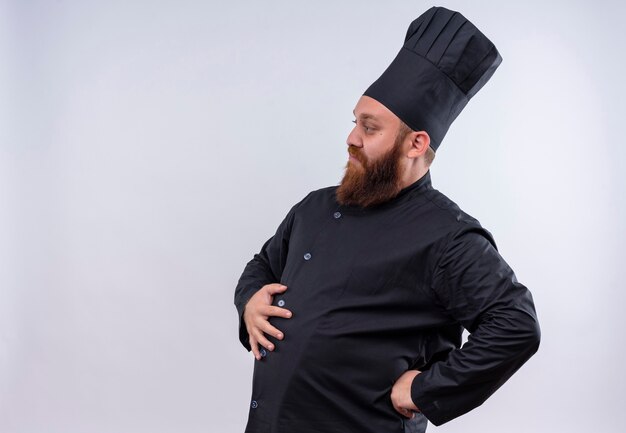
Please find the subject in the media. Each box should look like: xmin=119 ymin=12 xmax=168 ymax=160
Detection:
xmin=234 ymin=6 xmax=540 ymax=433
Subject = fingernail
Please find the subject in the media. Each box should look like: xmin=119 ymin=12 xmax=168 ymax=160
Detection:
xmin=286 ymin=312 xmax=292 ymax=317
xmin=268 ymin=345 xmax=274 ymax=350
xmin=277 ymin=333 xmax=283 ymax=339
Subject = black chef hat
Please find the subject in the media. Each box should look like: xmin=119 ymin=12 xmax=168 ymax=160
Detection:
xmin=363 ymin=6 xmax=502 ymax=152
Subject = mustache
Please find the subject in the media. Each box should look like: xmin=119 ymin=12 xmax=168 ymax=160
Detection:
xmin=348 ymin=146 xmax=367 ymax=164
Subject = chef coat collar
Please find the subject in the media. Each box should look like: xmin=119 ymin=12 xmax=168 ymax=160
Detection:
xmin=337 ymin=170 xmax=432 ymax=214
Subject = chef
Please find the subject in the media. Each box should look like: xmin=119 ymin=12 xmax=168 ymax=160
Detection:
xmin=234 ymin=6 xmax=540 ymax=433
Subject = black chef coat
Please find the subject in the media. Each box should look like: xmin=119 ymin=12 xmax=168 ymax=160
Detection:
xmin=234 ymin=170 xmax=540 ymax=433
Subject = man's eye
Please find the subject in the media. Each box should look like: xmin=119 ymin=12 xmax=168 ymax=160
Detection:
xmin=352 ymin=119 xmax=373 ymax=133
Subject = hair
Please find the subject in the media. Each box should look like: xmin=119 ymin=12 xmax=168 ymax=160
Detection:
xmin=397 ymin=120 xmax=436 ymax=167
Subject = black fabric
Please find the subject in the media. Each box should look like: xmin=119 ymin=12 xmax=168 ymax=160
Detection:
xmin=363 ymin=6 xmax=502 ymax=151
xmin=234 ymin=171 xmax=540 ymax=431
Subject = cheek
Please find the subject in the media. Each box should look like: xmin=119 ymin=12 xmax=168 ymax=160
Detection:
xmin=366 ymin=138 xmax=394 ymax=160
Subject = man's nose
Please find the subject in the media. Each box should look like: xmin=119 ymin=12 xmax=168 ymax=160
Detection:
xmin=346 ymin=126 xmax=363 ymax=147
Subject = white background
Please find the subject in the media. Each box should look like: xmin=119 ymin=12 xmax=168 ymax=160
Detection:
xmin=1 ymin=0 xmax=625 ymax=432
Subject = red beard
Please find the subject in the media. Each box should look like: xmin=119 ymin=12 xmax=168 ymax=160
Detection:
xmin=336 ymin=134 xmax=405 ymax=208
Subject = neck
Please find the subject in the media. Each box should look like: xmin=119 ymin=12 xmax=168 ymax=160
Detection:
xmin=398 ymin=163 xmax=429 ymax=189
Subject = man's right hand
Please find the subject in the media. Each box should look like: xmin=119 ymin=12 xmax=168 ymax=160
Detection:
xmin=243 ymin=283 xmax=292 ymax=360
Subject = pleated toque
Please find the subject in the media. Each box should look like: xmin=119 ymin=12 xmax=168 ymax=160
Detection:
xmin=363 ymin=6 xmax=502 ymax=151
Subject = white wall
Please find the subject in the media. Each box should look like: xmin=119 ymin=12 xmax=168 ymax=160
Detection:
xmin=1 ymin=0 xmax=624 ymax=432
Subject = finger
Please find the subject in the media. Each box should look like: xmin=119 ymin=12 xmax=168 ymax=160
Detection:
xmin=262 ymin=305 xmax=293 ymax=319
xmin=400 ymin=408 xmax=413 ymax=419
xmin=265 ymin=284 xmax=288 ymax=295
xmin=254 ymin=331 xmax=276 ymax=352
xmin=260 ymin=321 xmax=285 ymax=340
xmin=403 ymin=408 xmax=415 ymax=419
xmin=249 ymin=336 xmax=261 ymax=361
xmin=393 ymin=404 xmax=412 ymax=419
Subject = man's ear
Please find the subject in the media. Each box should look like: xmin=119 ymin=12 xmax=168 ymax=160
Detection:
xmin=407 ymin=131 xmax=431 ymax=159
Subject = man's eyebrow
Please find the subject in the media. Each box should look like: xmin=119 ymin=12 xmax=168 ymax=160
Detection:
xmin=352 ymin=110 xmax=378 ymax=121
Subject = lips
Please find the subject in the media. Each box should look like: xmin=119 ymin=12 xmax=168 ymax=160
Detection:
xmin=348 ymin=147 xmax=366 ymax=165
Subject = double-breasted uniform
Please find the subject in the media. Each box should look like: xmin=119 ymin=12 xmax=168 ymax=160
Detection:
xmin=235 ymin=171 xmax=540 ymax=433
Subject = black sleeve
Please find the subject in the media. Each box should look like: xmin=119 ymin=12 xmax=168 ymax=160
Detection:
xmin=411 ymin=226 xmax=541 ymax=426
xmin=233 ymin=197 xmax=305 ymax=351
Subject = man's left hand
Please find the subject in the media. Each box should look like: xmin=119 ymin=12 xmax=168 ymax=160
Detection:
xmin=391 ymin=369 xmax=421 ymax=419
